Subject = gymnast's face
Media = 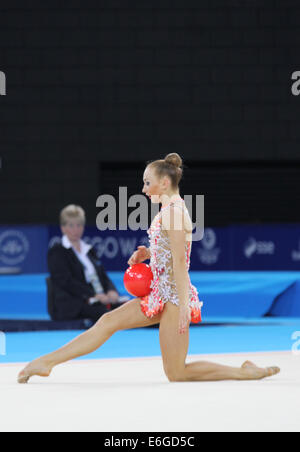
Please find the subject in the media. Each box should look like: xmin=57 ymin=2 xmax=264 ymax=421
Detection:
xmin=61 ymin=219 xmax=85 ymax=243
xmin=142 ymin=166 xmax=169 ymax=204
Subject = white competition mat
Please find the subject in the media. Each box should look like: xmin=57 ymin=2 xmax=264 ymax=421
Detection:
xmin=0 ymin=351 xmax=299 ymax=432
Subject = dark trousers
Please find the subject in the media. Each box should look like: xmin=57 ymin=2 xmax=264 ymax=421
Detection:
xmin=79 ymin=302 xmax=125 ymax=323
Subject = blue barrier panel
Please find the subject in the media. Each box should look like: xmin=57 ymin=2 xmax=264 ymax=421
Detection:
xmin=1 ymin=272 xmax=300 ymax=319
xmin=0 ymin=226 xmax=48 ymax=274
xmin=189 ymin=227 xmax=232 ymax=270
xmin=2 ymin=224 xmax=300 ymax=320
xmin=192 ymin=271 xmax=300 ymax=317
xmin=0 ymin=274 xmax=50 ymax=318
xmin=232 ymin=224 xmax=300 ymax=270
xmin=0 ymin=224 xmax=299 ymax=273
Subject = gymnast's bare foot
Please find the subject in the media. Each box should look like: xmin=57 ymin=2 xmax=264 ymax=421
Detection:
xmin=241 ymin=360 xmax=280 ymax=380
xmin=17 ymin=358 xmax=53 ymax=384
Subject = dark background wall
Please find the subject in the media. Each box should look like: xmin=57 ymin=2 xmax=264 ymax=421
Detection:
xmin=0 ymin=0 xmax=300 ymax=227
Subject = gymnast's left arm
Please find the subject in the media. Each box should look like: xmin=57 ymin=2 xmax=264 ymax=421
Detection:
xmin=162 ymin=207 xmax=191 ymax=334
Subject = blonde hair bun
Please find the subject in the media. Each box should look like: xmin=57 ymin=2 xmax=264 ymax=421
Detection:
xmin=147 ymin=153 xmax=184 ymax=189
xmin=164 ymin=153 xmax=183 ymax=168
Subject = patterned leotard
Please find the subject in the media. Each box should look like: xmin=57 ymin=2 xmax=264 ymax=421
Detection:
xmin=140 ymin=199 xmax=203 ymax=323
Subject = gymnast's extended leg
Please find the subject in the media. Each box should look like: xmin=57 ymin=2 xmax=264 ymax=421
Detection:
xmin=18 ymin=299 xmax=161 ymax=383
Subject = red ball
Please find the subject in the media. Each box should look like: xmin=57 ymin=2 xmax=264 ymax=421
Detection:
xmin=124 ymin=263 xmax=154 ymax=298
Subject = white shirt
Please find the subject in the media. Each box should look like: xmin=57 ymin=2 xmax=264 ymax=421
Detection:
xmin=61 ymin=235 xmax=104 ymax=293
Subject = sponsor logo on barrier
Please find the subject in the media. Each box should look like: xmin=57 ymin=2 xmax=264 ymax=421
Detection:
xmin=0 ymin=71 xmax=6 ymax=96
xmin=197 ymin=228 xmax=221 ymax=265
xmin=87 ymin=236 xmax=148 ymax=260
xmin=49 ymin=234 xmax=149 ymax=261
xmin=0 ymin=332 xmax=6 ymax=356
xmin=292 ymin=331 xmax=300 ymax=356
xmin=96 ymin=188 xmax=204 ymax=242
xmin=244 ymin=237 xmax=275 ymax=259
xmin=0 ymin=230 xmax=30 ymax=265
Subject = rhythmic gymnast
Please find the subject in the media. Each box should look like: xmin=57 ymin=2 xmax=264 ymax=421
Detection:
xmin=18 ymin=153 xmax=280 ymax=383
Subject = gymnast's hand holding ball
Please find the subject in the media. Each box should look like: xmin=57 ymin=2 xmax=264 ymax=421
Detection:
xmin=127 ymin=246 xmax=150 ymax=267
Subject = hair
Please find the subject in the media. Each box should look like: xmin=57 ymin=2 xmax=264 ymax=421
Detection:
xmin=60 ymin=204 xmax=86 ymax=226
xmin=147 ymin=153 xmax=184 ymax=189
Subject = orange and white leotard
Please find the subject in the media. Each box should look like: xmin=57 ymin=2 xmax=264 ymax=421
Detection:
xmin=140 ymin=198 xmax=203 ymax=323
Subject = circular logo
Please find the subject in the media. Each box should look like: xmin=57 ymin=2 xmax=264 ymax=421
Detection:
xmin=197 ymin=228 xmax=220 ymax=265
xmin=0 ymin=230 xmax=30 ymax=265
xmin=202 ymin=228 xmax=217 ymax=250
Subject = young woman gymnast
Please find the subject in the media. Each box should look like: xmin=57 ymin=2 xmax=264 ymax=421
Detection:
xmin=18 ymin=153 xmax=280 ymax=383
